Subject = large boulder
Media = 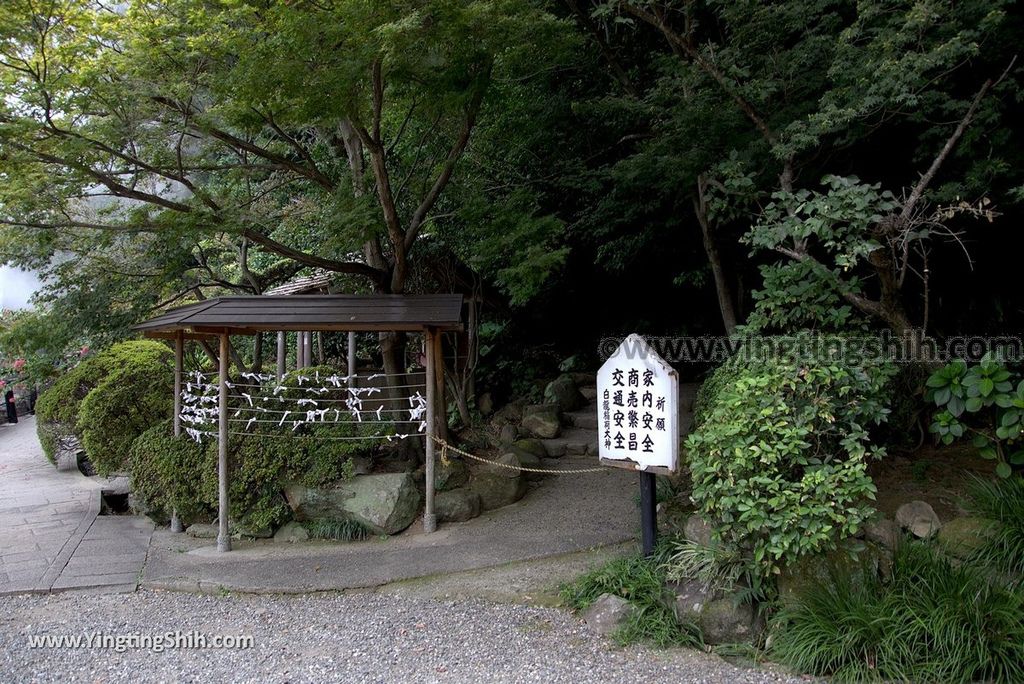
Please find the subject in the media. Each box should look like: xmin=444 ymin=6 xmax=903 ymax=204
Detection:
xmin=896 ymin=500 xmax=941 ymax=538
xmin=544 ymin=374 xmax=585 ymax=413
xmin=498 ymin=424 xmax=518 ymax=445
xmin=863 ymin=516 xmax=900 ymax=552
xmin=522 ymin=404 xmax=561 ymax=439
xmin=699 ymin=598 xmax=756 ymax=645
xmin=469 ymin=452 xmax=528 ymax=510
xmin=435 ymin=488 xmax=482 ymax=523
xmin=582 ymin=594 xmax=634 ymax=637
xmin=937 ymin=516 xmax=993 ymax=559
xmin=284 ymin=473 xmax=421 ymax=535
xmin=777 ymin=541 xmax=890 ymax=610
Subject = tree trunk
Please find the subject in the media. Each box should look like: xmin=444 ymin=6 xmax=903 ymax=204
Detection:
xmin=695 ymin=176 xmax=738 ymax=335
xmin=252 ymin=332 xmax=264 ymax=373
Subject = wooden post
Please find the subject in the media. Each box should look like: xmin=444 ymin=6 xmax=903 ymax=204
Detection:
xmin=347 ymin=331 xmax=357 ymax=388
xmin=296 ymin=331 xmax=303 ymax=369
xmin=276 ymin=331 xmax=286 ymax=381
xmin=170 ymin=330 xmax=185 ymax=533
xmin=423 ymin=329 xmax=437 ymax=533
xmin=217 ymin=332 xmax=231 ymax=552
xmin=433 ymin=331 xmax=447 ymax=443
xmin=640 ymin=471 xmax=657 ymax=557
xmin=303 ymin=331 xmax=313 ymax=368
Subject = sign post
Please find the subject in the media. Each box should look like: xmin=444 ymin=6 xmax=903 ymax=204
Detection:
xmin=597 ymin=334 xmax=679 ymax=557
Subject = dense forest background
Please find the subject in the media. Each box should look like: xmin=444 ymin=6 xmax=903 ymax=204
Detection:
xmin=2 ymin=0 xmax=1022 ymax=391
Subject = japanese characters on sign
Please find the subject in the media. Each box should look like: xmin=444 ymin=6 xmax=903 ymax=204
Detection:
xmin=597 ymin=334 xmax=678 ymax=472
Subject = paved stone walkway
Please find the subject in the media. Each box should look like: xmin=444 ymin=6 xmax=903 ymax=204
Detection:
xmin=0 ymin=417 xmax=153 ymax=595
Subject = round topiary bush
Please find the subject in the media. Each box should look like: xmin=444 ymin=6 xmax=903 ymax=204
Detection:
xmin=34 ymin=352 xmax=112 ymax=461
xmin=36 ymin=340 xmax=174 ymax=471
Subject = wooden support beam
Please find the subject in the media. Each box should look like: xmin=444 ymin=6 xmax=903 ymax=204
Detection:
xmin=217 ymin=332 xmax=231 ymax=552
xmin=276 ymin=331 xmax=286 ymax=381
xmin=170 ymin=330 xmax=185 ymax=534
xmin=433 ymin=330 xmax=448 ymax=443
xmin=423 ymin=328 xmax=437 ymax=534
xmin=347 ymin=331 xmax=357 ymax=388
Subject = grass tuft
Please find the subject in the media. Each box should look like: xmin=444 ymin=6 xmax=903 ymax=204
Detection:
xmin=963 ymin=474 xmax=1024 ymax=579
xmin=559 ymin=542 xmax=702 ymax=648
xmin=302 ymin=518 xmax=369 ymax=542
xmin=771 ymin=540 xmax=1024 ymax=683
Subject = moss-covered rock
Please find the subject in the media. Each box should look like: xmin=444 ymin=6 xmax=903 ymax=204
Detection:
xmin=469 ymin=451 xmax=528 ymax=510
xmin=777 ymin=540 xmax=890 ymax=610
xmin=937 ymin=516 xmax=995 ymax=559
xmin=285 ymin=472 xmax=421 ymax=535
xmin=699 ymin=597 xmax=756 ymax=645
xmin=511 ymin=438 xmax=547 ymax=460
xmin=522 ymin=404 xmax=561 ymax=438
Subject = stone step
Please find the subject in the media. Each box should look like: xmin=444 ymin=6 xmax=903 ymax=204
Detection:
xmin=580 ymin=386 xmax=598 ymax=402
xmin=541 ymin=428 xmax=598 ymax=458
xmin=565 ymin=409 xmax=598 ymax=431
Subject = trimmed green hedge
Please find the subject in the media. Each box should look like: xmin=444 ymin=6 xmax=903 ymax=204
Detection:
xmin=129 ymin=421 xmax=212 ymax=525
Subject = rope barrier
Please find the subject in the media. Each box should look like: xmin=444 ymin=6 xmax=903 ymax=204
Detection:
xmin=190 ymin=430 xmax=422 ymax=441
xmin=432 ymin=436 xmax=607 ymax=475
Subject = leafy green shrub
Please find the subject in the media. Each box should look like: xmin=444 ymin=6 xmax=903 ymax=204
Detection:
xmin=202 ymin=434 xmax=292 ymax=533
xmin=128 ymin=421 xmax=211 ymax=524
xmin=771 ymin=541 xmax=1024 ymax=682
xmin=686 ymin=335 xmax=895 ymax=588
xmin=559 ymin=546 xmax=702 ymax=648
xmin=35 ymin=340 xmax=173 ymax=467
xmin=964 ymin=475 xmax=1024 ymax=579
xmin=926 ymin=354 xmax=1024 ymax=478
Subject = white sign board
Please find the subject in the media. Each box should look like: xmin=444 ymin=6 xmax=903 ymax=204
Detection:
xmin=597 ymin=334 xmax=679 ymax=473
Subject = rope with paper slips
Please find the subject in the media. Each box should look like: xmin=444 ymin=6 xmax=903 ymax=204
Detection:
xmin=179 ymin=369 xmax=428 ymax=442
xmin=431 ymin=436 xmax=608 ymax=475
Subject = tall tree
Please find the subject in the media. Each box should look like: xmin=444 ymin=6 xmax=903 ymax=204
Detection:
xmin=0 ymin=0 xmax=569 ymax=376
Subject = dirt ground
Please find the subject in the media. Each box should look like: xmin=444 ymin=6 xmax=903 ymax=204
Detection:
xmin=868 ymin=442 xmax=998 ymax=522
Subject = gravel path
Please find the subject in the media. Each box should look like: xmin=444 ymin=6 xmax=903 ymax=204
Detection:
xmin=0 ymin=590 xmax=805 ymax=683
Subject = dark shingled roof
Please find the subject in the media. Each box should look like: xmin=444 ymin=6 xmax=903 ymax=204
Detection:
xmin=134 ymin=294 xmax=463 ymax=335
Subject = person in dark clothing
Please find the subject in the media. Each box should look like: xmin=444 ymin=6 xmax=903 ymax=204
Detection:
xmin=4 ymin=389 xmax=17 ymax=423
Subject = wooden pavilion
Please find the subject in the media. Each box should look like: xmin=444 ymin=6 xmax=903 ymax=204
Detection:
xmin=134 ymin=294 xmax=464 ymax=552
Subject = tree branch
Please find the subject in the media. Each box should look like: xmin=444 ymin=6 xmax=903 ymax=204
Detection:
xmin=404 ymin=70 xmax=490 ymax=251
xmin=899 ymin=58 xmax=1015 ymax=223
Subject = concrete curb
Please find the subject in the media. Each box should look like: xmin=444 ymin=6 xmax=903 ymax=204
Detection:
xmin=139 ymin=537 xmax=635 ymax=597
